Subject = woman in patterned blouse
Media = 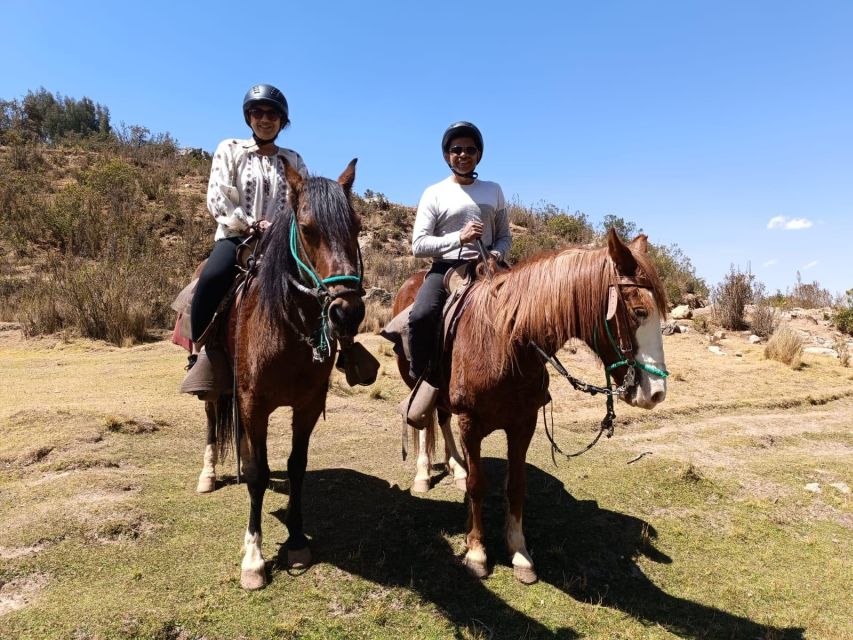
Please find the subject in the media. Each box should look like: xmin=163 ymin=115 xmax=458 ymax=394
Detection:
xmin=187 ymin=84 xmax=308 ymax=367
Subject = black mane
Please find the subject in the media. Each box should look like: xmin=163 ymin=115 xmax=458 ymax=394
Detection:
xmin=256 ymin=175 xmax=356 ymax=322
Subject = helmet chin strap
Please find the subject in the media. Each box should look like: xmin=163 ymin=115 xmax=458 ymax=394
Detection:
xmin=448 ymin=163 xmax=478 ymax=180
xmin=252 ymin=132 xmax=279 ymax=146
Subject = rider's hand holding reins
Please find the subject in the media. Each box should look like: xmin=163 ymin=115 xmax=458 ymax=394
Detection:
xmin=460 ymin=220 xmax=483 ymax=244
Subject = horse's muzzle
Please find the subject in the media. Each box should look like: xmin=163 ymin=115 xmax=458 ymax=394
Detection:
xmin=327 ymin=297 xmax=365 ymax=339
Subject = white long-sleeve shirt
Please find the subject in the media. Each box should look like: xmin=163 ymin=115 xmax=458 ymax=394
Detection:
xmin=207 ymin=138 xmax=308 ymax=240
xmin=411 ymin=176 xmax=511 ymax=261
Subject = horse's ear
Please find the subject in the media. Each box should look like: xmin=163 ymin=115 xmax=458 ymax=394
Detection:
xmin=337 ymin=158 xmax=357 ymax=194
xmin=283 ymin=159 xmax=304 ymax=195
xmin=629 ymin=233 xmax=649 ymax=254
xmin=607 ymin=227 xmax=638 ymax=275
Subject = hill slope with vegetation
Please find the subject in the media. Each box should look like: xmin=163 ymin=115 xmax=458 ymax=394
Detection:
xmin=0 ymin=88 xmax=752 ymax=346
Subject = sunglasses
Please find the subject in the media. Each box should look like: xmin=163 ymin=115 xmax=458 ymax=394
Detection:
xmin=248 ymin=108 xmax=281 ymax=121
xmin=449 ymin=145 xmax=479 ymax=156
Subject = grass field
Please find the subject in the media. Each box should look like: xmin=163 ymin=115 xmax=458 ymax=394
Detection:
xmin=1 ymin=324 xmax=851 ymax=639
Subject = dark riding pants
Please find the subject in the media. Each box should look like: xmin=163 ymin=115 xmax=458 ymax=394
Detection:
xmin=190 ymin=237 xmax=244 ymax=342
xmin=407 ymin=260 xmax=460 ymax=379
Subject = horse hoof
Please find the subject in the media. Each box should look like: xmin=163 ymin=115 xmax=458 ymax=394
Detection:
xmin=196 ymin=475 xmax=215 ymax=493
xmin=412 ymin=478 xmax=431 ymax=493
xmin=287 ymin=546 xmax=312 ymax=570
xmin=240 ymin=568 xmax=266 ymax=590
xmin=513 ymin=565 xmax=538 ymax=585
xmin=454 ymin=477 xmax=468 ymax=492
xmin=463 ymin=558 xmax=489 ymax=579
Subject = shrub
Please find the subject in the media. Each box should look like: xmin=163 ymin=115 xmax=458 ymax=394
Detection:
xmin=712 ymin=265 xmax=754 ymax=330
xmin=789 ymin=271 xmax=832 ymax=308
xmin=648 ymin=243 xmax=709 ymax=306
xmin=509 ymin=233 xmax=558 ymax=263
xmin=544 ymin=212 xmax=593 ymax=243
xmin=835 ymin=337 xmax=850 ymax=367
xmin=764 ymin=325 xmax=804 ymax=369
xmin=750 ymin=283 xmax=780 ymax=338
xmin=833 ymin=308 xmax=853 ymax=336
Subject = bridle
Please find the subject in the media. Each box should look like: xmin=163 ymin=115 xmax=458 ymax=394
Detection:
xmin=282 ymin=218 xmax=365 ymax=361
xmin=533 ymin=269 xmax=669 ymax=460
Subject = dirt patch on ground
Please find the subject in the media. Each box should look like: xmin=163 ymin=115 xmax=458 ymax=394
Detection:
xmin=0 ymin=573 xmax=48 ymax=616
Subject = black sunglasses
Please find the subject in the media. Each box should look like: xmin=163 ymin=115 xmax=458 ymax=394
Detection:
xmin=248 ymin=108 xmax=281 ymax=121
xmin=449 ymin=145 xmax=479 ymax=156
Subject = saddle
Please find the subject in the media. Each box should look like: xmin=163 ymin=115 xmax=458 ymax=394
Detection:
xmin=381 ymin=260 xmax=497 ymax=429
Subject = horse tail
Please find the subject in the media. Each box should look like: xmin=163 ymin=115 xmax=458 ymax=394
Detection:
xmin=215 ymin=395 xmax=235 ymax=461
xmin=410 ymin=411 xmax=436 ymax=461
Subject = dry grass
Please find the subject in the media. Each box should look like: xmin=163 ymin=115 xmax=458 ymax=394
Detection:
xmin=764 ymin=325 xmax=805 ymax=368
xmin=1 ymin=325 xmax=851 ymax=639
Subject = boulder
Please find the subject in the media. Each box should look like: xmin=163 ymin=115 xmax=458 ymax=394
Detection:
xmin=670 ymin=305 xmax=692 ymax=320
xmin=748 ymin=335 xmax=763 ymax=344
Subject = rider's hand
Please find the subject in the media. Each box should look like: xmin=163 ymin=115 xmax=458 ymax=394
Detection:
xmin=258 ymin=220 xmax=272 ymax=231
xmin=459 ymin=220 xmax=483 ymax=244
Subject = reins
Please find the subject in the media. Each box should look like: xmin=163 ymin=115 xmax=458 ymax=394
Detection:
xmin=531 ymin=270 xmax=669 ymax=462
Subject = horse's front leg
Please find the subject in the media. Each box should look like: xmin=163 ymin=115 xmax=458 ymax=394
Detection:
xmin=196 ymin=400 xmax=218 ymax=493
xmin=438 ymin=409 xmax=467 ymax=491
xmin=505 ymin=419 xmax=538 ymax=584
xmin=240 ymin=405 xmax=271 ymax=590
xmin=459 ymin=413 xmax=489 ymax=578
xmin=284 ymin=396 xmax=323 ymax=569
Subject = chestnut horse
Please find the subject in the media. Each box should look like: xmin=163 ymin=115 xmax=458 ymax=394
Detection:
xmin=392 ymin=229 xmax=668 ymax=584
xmin=197 ymin=159 xmax=365 ymax=590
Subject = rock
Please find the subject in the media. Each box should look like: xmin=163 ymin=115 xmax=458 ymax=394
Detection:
xmin=748 ymin=335 xmax=763 ymax=344
xmin=683 ymin=293 xmax=705 ymax=309
xmin=804 ymin=483 xmax=821 ymax=493
xmin=708 ymin=346 xmax=725 ymax=356
xmin=364 ymin=287 xmax=392 ymax=305
xmin=803 ymin=347 xmax=838 ymax=358
xmin=661 ymin=322 xmax=683 ymax=336
xmin=671 ymin=305 xmax=692 ymax=320
xmin=713 ymin=330 xmax=726 ymax=341
xmin=830 ymin=482 xmax=850 ymax=494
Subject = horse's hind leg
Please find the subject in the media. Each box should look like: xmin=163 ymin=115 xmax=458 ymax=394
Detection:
xmin=412 ymin=414 xmax=435 ymax=493
xmin=438 ymin=409 xmax=467 ymax=491
xmin=505 ymin=419 xmax=538 ymax=584
xmin=196 ymin=400 xmax=218 ymax=493
xmin=283 ymin=398 xmax=323 ymax=569
xmin=239 ymin=408 xmax=271 ymax=590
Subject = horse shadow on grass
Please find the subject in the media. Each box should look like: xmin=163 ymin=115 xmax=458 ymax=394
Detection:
xmin=264 ymin=459 xmax=804 ymax=640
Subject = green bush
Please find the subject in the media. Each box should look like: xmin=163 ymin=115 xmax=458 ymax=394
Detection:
xmin=545 ymin=213 xmax=593 ymax=243
xmin=833 ymin=308 xmax=853 ymax=336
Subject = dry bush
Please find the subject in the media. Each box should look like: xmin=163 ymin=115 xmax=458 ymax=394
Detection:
xmin=764 ymin=325 xmax=804 ymax=369
xmin=835 ymin=338 xmax=850 ymax=367
xmin=363 ymin=253 xmax=421 ymax=292
xmin=360 ymin=299 xmax=393 ymax=335
xmin=750 ymin=303 xmax=780 ymax=337
xmin=712 ymin=266 xmax=753 ymax=330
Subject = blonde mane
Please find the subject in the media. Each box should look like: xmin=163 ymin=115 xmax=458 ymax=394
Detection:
xmin=463 ymin=244 xmax=667 ymax=374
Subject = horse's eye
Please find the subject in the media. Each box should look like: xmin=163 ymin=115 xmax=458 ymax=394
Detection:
xmin=634 ymin=307 xmax=649 ymax=320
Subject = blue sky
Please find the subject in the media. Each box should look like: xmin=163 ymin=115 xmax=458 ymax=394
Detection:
xmin=3 ymin=0 xmax=851 ymax=297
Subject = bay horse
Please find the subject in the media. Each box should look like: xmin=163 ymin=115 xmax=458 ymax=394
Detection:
xmin=392 ymin=229 xmax=668 ymax=584
xmin=196 ymin=159 xmax=365 ymax=590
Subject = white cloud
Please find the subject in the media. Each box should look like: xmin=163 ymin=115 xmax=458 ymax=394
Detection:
xmin=762 ymin=259 xmax=777 ymax=268
xmin=802 ymin=260 xmax=818 ymax=270
xmin=767 ymin=216 xmax=813 ymax=230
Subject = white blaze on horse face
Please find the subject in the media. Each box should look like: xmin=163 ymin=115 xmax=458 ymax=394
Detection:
xmin=631 ymin=305 xmax=667 ymax=409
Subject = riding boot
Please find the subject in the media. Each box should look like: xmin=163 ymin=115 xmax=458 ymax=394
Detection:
xmin=180 ymin=347 xmax=230 ymax=401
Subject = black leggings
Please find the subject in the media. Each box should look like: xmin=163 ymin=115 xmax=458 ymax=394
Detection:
xmin=407 ymin=261 xmax=460 ymax=378
xmin=190 ymin=237 xmax=244 ymax=342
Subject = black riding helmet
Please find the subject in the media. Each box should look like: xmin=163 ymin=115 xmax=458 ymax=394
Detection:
xmin=242 ymin=84 xmax=290 ymax=129
xmin=441 ymin=121 xmax=483 ymax=159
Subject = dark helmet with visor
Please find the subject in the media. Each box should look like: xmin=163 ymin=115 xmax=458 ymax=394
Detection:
xmin=441 ymin=121 xmax=483 ymax=159
xmin=242 ymin=84 xmax=290 ymax=128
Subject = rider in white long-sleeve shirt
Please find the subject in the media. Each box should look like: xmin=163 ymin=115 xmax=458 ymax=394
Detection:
xmin=407 ymin=121 xmax=511 ymax=380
